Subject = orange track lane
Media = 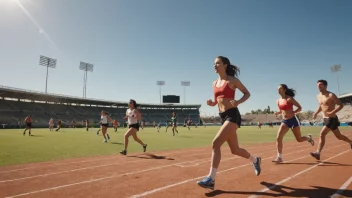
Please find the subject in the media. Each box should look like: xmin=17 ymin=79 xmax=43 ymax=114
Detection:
xmin=0 ymin=132 xmax=351 ymax=198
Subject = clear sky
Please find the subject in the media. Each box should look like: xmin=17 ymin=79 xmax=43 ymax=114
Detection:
xmin=0 ymin=0 xmax=351 ymax=116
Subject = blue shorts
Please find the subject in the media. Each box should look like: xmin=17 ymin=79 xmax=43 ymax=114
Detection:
xmin=282 ymin=116 xmax=299 ymax=128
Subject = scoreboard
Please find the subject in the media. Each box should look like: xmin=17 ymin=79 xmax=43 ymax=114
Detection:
xmin=162 ymin=95 xmax=180 ymax=103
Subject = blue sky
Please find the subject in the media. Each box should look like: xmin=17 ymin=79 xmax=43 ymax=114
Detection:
xmin=0 ymin=0 xmax=351 ymax=116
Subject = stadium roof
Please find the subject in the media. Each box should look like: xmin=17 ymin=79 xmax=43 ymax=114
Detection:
xmin=338 ymin=92 xmax=352 ymax=104
xmin=0 ymin=85 xmax=201 ymax=108
xmin=338 ymin=92 xmax=352 ymax=99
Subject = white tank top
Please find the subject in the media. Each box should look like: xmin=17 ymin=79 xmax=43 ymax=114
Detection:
xmin=126 ymin=109 xmax=138 ymax=124
xmin=101 ymin=115 xmax=108 ymax=124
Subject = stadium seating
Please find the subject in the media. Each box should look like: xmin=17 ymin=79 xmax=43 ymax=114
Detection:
xmin=0 ymin=87 xmax=200 ymax=128
xmin=337 ymin=104 xmax=352 ymax=122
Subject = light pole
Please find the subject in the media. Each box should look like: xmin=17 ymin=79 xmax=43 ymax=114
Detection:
xmin=181 ymin=81 xmax=190 ymax=104
xmin=79 ymin=62 xmax=94 ymax=99
xmin=330 ymin=64 xmax=342 ymax=96
xmin=157 ymin=81 xmax=165 ymax=104
xmin=39 ymin=55 xmax=57 ymax=93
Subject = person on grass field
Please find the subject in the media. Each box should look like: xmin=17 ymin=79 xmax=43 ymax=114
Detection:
xmin=171 ymin=112 xmax=179 ymax=136
xmin=85 ymin=119 xmax=89 ymax=131
xmin=120 ymin=99 xmax=147 ymax=155
xmin=197 ymin=56 xmax=261 ymax=190
xmin=310 ymin=80 xmax=352 ymax=160
xmin=55 ymin=119 xmax=62 ymax=131
xmin=100 ymin=111 xmax=111 ymax=143
xmin=23 ymin=115 xmax=32 ymax=136
xmin=49 ymin=118 xmax=54 ymax=131
xmin=113 ymin=119 xmax=118 ymax=132
xmin=156 ymin=121 xmax=161 ymax=132
xmin=272 ymin=84 xmax=314 ymax=163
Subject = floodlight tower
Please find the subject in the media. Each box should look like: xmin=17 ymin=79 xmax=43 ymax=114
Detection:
xmin=79 ymin=62 xmax=94 ymax=99
xmin=181 ymin=81 xmax=190 ymax=104
xmin=39 ymin=55 xmax=57 ymax=94
xmin=156 ymin=81 xmax=165 ymax=104
xmin=330 ymin=64 xmax=342 ymax=96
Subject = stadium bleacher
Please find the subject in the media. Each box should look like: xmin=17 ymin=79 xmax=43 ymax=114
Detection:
xmin=337 ymin=93 xmax=352 ymax=123
xmin=0 ymin=86 xmax=201 ymax=128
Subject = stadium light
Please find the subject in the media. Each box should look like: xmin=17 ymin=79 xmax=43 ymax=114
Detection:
xmin=79 ymin=62 xmax=94 ymax=99
xmin=39 ymin=55 xmax=57 ymax=94
xmin=330 ymin=64 xmax=342 ymax=96
xmin=181 ymin=81 xmax=190 ymax=104
xmin=156 ymin=81 xmax=165 ymax=104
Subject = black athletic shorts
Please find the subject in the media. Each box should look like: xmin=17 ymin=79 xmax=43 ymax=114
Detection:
xmin=26 ymin=123 xmax=32 ymax=128
xmin=323 ymin=117 xmax=340 ymax=130
xmin=101 ymin=123 xmax=109 ymax=127
xmin=219 ymin=107 xmax=241 ymax=128
xmin=129 ymin=123 xmax=140 ymax=131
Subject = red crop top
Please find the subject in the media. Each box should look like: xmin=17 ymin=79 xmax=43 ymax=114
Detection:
xmin=278 ymin=98 xmax=293 ymax=110
xmin=214 ymin=77 xmax=235 ymax=100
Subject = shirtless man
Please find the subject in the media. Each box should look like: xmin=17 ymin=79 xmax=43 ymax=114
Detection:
xmin=310 ymin=80 xmax=352 ymax=160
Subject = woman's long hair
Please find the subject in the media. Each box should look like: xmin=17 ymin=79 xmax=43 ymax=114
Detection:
xmin=130 ymin=99 xmax=138 ymax=109
xmin=280 ymin=84 xmax=296 ymax=97
xmin=217 ymin=56 xmax=240 ymax=77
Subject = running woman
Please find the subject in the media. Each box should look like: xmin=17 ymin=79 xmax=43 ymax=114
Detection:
xmin=55 ymin=120 xmax=62 ymax=131
xmin=310 ymin=80 xmax=352 ymax=160
xmin=197 ymin=56 xmax=261 ymax=190
xmin=100 ymin=111 xmax=112 ymax=143
xmin=113 ymin=119 xmax=118 ymax=132
xmin=272 ymin=84 xmax=314 ymax=163
xmin=23 ymin=115 xmax=32 ymax=136
xmin=165 ymin=121 xmax=170 ymax=132
xmin=183 ymin=118 xmax=191 ymax=130
xmin=156 ymin=121 xmax=161 ymax=132
xmin=171 ymin=112 xmax=179 ymax=136
xmin=120 ymin=99 xmax=147 ymax=155
xmin=49 ymin=118 xmax=54 ymax=131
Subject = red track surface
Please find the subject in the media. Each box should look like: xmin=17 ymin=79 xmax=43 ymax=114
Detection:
xmin=0 ymin=132 xmax=351 ymax=198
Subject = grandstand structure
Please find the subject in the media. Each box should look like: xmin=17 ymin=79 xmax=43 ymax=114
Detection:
xmin=0 ymin=86 xmax=201 ymax=128
xmin=242 ymin=113 xmax=280 ymax=126
xmin=337 ymin=93 xmax=352 ymax=123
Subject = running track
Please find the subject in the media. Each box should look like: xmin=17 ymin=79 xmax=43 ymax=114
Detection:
xmin=0 ymin=132 xmax=351 ymax=198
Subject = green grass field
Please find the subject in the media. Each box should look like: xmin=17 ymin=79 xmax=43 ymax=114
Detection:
xmin=0 ymin=126 xmax=350 ymax=167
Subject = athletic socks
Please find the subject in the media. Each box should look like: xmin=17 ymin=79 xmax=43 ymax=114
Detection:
xmin=208 ymin=167 xmax=217 ymax=180
xmin=249 ymin=154 xmax=257 ymax=163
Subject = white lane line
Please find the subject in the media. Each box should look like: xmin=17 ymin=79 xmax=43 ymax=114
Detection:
xmin=248 ymin=150 xmax=350 ymax=198
xmin=0 ymin=147 xmax=213 ymax=174
xmin=3 ymin=131 xmax=336 ymax=174
xmin=5 ymin=135 xmax=349 ymax=197
xmin=4 ymin=139 xmax=325 ymax=198
xmin=2 ymin=132 xmax=341 ymax=174
xmin=128 ymin=144 xmax=348 ymax=198
xmin=0 ymin=138 xmax=314 ymax=182
xmin=330 ymin=176 xmax=352 ymax=198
